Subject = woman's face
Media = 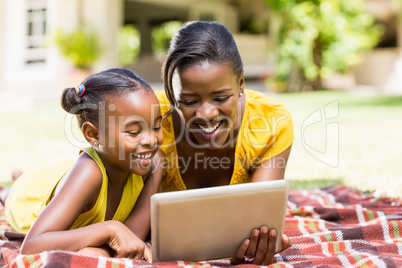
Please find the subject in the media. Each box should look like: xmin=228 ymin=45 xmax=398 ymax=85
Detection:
xmin=176 ymin=62 xmax=244 ymax=149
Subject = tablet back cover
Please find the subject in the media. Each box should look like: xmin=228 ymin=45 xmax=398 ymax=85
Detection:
xmin=151 ymin=180 xmax=289 ymax=262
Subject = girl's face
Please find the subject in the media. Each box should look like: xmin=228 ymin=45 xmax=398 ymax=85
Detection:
xmin=98 ymin=90 xmax=163 ymax=176
xmin=176 ymin=62 xmax=244 ymax=149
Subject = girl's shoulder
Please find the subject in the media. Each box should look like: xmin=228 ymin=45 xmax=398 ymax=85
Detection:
xmin=55 ymin=151 xmax=103 ymax=202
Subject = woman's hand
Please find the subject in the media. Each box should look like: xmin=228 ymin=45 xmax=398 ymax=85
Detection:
xmin=231 ymin=226 xmax=291 ymax=265
xmin=107 ymin=220 xmax=152 ymax=262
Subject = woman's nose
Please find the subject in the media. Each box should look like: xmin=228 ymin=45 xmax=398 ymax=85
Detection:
xmin=196 ymin=102 xmax=219 ymax=120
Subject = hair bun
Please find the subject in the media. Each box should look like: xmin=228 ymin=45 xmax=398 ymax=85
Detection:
xmin=60 ymin=87 xmax=84 ymax=114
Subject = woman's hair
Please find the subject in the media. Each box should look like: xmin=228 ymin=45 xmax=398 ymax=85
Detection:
xmin=163 ymin=21 xmax=243 ymax=107
xmin=61 ymin=68 xmax=152 ymax=128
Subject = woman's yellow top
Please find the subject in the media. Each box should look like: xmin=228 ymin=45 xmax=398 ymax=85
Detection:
xmin=5 ymin=147 xmax=144 ymax=234
xmin=155 ymin=89 xmax=294 ymax=192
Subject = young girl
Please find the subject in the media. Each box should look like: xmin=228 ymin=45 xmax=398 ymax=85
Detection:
xmin=5 ymin=68 xmax=164 ymax=261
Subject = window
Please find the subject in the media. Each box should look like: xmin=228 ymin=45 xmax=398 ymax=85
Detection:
xmin=25 ymin=1 xmax=47 ymax=65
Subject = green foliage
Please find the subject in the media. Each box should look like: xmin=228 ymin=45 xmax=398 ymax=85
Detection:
xmin=393 ymin=0 xmax=402 ymax=7
xmin=118 ymin=24 xmax=140 ymax=67
xmin=54 ymin=28 xmax=102 ymax=70
xmin=152 ymin=21 xmax=183 ymax=60
xmin=264 ymin=0 xmax=383 ymax=90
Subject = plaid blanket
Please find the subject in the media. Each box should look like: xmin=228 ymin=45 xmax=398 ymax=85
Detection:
xmin=0 ymin=185 xmax=401 ymax=268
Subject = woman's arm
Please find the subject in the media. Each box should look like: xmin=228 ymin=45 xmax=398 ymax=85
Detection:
xmin=250 ymin=145 xmax=292 ymax=182
xmin=21 ymin=153 xmax=149 ymax=259
xmin=232 ymin=146 xmax=292 ymax=265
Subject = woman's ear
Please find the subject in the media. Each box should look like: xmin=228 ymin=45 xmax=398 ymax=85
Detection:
xmin=82 ymin=122 xmax=99 ymax=147
xmin=239 ymin=73 xmax=245 ymax=97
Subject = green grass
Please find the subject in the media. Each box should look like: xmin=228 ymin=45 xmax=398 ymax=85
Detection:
xmin=272 ymin=90 xmax=402 ymax=196
xmin=0 ymin=104 xmax=82 ymax=184
xmin=1 ymin=90 xmax=401 ymax=197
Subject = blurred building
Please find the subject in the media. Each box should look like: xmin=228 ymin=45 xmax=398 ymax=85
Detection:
xmin=354 ymin=0 xmax=402 ymax=94
xmin=0 ymin=0 xmax=401 ymax=103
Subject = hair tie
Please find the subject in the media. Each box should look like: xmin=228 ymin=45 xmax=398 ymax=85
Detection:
xmin=74 ymin=84 xmax=86 ymax=97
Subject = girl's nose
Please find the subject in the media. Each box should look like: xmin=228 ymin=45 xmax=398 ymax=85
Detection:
xmin=141 ymin=131 xmax=158 ymax=148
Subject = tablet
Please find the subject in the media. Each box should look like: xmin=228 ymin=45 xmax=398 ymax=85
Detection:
xmin=151 ymin=180 xmax=289 ymax=262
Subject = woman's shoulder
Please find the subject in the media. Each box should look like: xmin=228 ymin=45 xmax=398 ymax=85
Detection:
xmin=238 ymin=89 xmax=294 ymax=158
xmin=154 ymin=91 xmax=172 ymax=114
xmin=244 ymin=89 xmax=290 ymax=115
xmin=243 ymin=89 xmax=292 ymax=127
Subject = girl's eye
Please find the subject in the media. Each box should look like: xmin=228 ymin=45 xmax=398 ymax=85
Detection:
xmin=127 ymin=131 xmax=140 ymax=137
xmin=214 ymin=96 xmax=230 ymax=102
xmin=178 ymin=100 xmax=197 ymax=106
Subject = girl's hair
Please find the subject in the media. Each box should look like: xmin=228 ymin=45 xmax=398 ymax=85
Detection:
xmin=61 ymin=68 xmax=152 ymax=128
xmin=162 ymin=21 xmax=243 ymax=107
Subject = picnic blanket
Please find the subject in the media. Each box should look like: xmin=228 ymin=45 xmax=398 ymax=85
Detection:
xmin=0 ymin=185 xmax=401 ymax=268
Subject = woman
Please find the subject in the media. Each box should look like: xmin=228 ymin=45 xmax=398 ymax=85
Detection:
xmin=155 ymin=21 xmax=294 ymax=265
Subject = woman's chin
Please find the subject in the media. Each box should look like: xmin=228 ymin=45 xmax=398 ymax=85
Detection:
xmin=193 ymin=134 xmax=230 ymax=150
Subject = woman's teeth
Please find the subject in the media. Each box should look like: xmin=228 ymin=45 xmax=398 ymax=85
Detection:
xmin=132 ymin=153 xmax=152 ymax=159
xmin=197 ymin=122 xmax=221 ymax=134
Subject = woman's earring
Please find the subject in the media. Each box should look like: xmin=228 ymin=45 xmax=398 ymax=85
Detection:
xmin=93 ymin=142 xmax=98 ymax=146
xmin=239 ymin=92 xmax=243 ymax=97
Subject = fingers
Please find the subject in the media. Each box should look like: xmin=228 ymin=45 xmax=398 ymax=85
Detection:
xmin=143 ymin=246 xmax=152 ymax=263
xmin=262 ymin=229 xmax=277 ymax=265
xmin=252 ymin=226 xmax=268 ymax=264
xmin=231 ymin=239 xmax=249 ymax=265
xmin=245 ymin=229 xmax=259 ymax=262
xmin=231 ymin=227 xmax=288 ymax=265
xmin=282 ymin=234 xmax=292 ymax=251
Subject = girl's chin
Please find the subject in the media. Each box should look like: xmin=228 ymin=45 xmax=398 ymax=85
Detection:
xmin=130 ymin=163 xmax=152 ymax=175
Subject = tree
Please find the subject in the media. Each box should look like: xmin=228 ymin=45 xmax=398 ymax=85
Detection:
xmin=264 ymin=0 xmax=383 ymax=91
xmin=54 ymin=28 xmax=102 ymax=70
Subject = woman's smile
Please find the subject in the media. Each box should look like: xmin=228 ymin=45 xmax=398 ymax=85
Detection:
xmin=177 ymin=63 xmax=244 ymax=148
xmin=193 ymin=120 xmax=224 ymax=140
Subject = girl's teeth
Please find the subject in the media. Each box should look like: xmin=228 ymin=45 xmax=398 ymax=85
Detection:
xmin=133 ymin=153 xmax=152 ymax=159
xmin=198 ymin=122 xmax=220 ymax=134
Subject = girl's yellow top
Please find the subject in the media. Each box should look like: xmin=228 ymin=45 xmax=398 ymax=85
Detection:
xmin=155 ymin=89 xmax=294 ymax=192
xmin=5 ymin=147 xmax=144 ymax=234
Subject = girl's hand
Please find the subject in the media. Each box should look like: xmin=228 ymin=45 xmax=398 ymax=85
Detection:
xmin=77 ymin=246 xmax=113 ymax=257
xmin=107 ymin=221 xmax=152 ymax=262
xmin=231 ymin=226 xmax=291 ymax=265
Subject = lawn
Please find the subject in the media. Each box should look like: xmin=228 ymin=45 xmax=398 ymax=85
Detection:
xmin=272 ymin=89 xmax=402 ymax=197
xmin=1 ymin=89 xmax=401 ymax=196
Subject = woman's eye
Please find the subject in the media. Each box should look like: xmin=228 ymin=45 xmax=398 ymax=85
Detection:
xmin=153 ymin=125 xmax=162 ymax=131
xmin=214 ymin=96 xmax=230 ymax=102
xmin=178 ymin=100 xmax=197 ymax=106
